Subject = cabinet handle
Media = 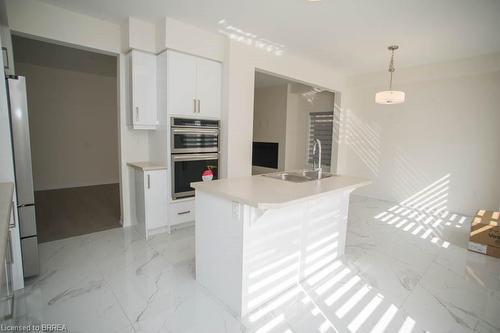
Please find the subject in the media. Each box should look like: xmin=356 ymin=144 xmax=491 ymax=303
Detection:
xmin=197 ymin=99 xmax=201 ymax=113
xmin=135 ymin=107 xmax=139 ymax=121
xmin=147 ymin=174 xmax=151 ymax=189
xmin=178 ymin=210 xmax=191 ymax=215
xmin=193 ymin=98 xmax=197 ymax=113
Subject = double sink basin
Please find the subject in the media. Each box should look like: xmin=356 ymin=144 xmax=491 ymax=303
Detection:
xmin=262 ymin=169 xmax=334 ymax=183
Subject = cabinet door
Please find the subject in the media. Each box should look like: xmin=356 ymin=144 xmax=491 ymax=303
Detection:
xmin=196 ymin=58 xmax=222 ymax=119
xmin=131 ymin=50 xmax=158 ymax=129
xmin=167 ymin=50 xmax=197 ymax=117
xmin=144 ymin=170 xmax=168 ymax=232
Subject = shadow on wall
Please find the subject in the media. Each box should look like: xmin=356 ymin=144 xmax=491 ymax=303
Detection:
xmin=218 ymin=19 xmax=284 ymax=56
xmin=391 ymin=150 xmax=433 ymax=202
xmin=337 ymin=106 xmax=381 ymax=177
xmin=336 ymin=103 xmax=467 ymax=246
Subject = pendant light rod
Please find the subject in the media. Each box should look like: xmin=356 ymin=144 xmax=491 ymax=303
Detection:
xmin=375 ymin=44 xmax=405 ymax=105
xmin=387 ymin=45 xmax=398 ymax=90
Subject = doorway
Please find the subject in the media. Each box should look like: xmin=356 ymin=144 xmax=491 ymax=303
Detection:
xmin=252 ymin=71 xmax=338 ymax=175
xmin=12 ymin=36 xmax=121 ymax=242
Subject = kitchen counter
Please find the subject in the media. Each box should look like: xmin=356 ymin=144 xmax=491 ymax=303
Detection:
xmin=191 ymin=173 xmax=370 ymax=209
xmin=127 ymin=161 xmax=167 ymax=171
xmin=194 ymin=173 xmax=370 ymax=316
xmin=0 ymin=183 xmax=14 ymax=267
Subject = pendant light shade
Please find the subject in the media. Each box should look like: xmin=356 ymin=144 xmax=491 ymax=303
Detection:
xmin=376 ymin=45 xmax=405 ymax=105
xmin=375 ymin=90 xmax=405 ymax=104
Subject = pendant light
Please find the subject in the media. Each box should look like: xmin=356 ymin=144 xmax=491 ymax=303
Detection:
xmin=375 ymin=45 xmax=405 ymax=104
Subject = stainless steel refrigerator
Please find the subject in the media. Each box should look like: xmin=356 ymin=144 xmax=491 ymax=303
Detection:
xmin=7 ymin=75 xmax=39 ymax=278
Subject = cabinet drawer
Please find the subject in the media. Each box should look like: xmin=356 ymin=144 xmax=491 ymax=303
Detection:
xmin=169 ymin=200 xmax=195 ymax=226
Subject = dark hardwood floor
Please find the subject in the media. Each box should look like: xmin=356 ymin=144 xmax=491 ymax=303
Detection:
xmin=35 ymin=183 xmax=121 ymax=243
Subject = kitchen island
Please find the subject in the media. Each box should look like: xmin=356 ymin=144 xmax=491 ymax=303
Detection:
xmin=191 ymin=172 xmax=370 ymax=317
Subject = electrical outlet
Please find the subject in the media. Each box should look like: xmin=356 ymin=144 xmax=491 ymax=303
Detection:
xmin=232 ymin=202 xmax=240 ymax=220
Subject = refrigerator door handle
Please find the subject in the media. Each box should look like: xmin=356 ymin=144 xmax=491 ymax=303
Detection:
xmin=9 ymin=202 xmax=15 ymax=228
xmin=8 ymin=231 xmax=13 ymax=264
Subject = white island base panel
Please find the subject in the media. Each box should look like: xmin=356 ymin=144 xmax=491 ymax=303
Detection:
xmin=195 ymin=189 xmax=352 ymax=318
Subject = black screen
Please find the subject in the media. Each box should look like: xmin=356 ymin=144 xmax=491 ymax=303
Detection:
xmin=174 ymin=158 xmax=219 ymax=194
xmin=252 ymin=142 xmax=279 ymax=169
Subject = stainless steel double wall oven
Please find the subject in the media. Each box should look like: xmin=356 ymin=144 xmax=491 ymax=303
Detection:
xmin=170 ymin=117 xmax=219 ymax=199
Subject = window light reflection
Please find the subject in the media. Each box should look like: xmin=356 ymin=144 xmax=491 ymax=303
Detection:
xmin=218 ymin=19 xmax=284 ymax=56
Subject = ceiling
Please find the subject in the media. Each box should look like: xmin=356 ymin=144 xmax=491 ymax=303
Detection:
xmin=35 ymin=0 xmax=500 ymax=75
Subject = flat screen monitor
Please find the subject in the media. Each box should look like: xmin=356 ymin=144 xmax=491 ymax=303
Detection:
xmin=252 ymin=142 xmax=278 ymax=169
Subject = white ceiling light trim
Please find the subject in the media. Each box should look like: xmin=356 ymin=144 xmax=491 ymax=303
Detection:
xmin=375 ymin=45 xmax=405 ymax=105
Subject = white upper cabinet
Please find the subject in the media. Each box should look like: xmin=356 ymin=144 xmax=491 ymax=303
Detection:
xmin=130 ymin=50 xmax=158 ymax=129
xmin=166 ymin=50 xmax=222 ymax=119
xmin=196 ymin=58 xmax=222 ymax=119
xmin=167 ymin=50 xmax=197 ymax=117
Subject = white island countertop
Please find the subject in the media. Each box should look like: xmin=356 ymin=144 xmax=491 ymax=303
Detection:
xmin=191 ymin=174 xmax=370 ymax=209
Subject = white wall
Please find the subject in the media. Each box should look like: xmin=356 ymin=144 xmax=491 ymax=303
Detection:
xmin=121 ymin=17 xmax=156 ymax=53
xmin=339 ymin=53 xmax=500 ymax=215
xmin=157 ymin=17 xmax=226 ymax=62
xmin=0 ymin=0 xmax=15 ymax=183
xmin=0 ymin=28 xmax=14 ymax=184
xmin=253 ymin=84 xmax=288 ymax=172
xmin=13 ymin=36 xmax=119 ymax=191
xmin=5 ymin=0 xmax=121 ymax=54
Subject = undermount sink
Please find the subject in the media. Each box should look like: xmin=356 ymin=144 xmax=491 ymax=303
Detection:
xmin=262 ymin=170 xmax=334 ymax=183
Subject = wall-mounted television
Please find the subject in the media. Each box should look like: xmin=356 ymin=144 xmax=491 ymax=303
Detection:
xmin=252 ymin=142 xmax=279 ymax=169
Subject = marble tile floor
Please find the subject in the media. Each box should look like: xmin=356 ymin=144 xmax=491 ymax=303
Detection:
xmin=4 ymin=195 xmax=500 ymax=333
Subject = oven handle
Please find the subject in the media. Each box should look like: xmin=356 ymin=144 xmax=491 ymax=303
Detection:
xmin=172 ymin=128 xmax=219 ymax=135
xmin=172 ymin=153 xmax=219 ymax=162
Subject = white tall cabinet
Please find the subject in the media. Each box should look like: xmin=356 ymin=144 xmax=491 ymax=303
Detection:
xmin=128 ymin=50 xmax=159 ymax=129
xmin=166 ymin=50 xmax=222 ymax=119
xmin=129 ymin=49 xmax=223 ymax=238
